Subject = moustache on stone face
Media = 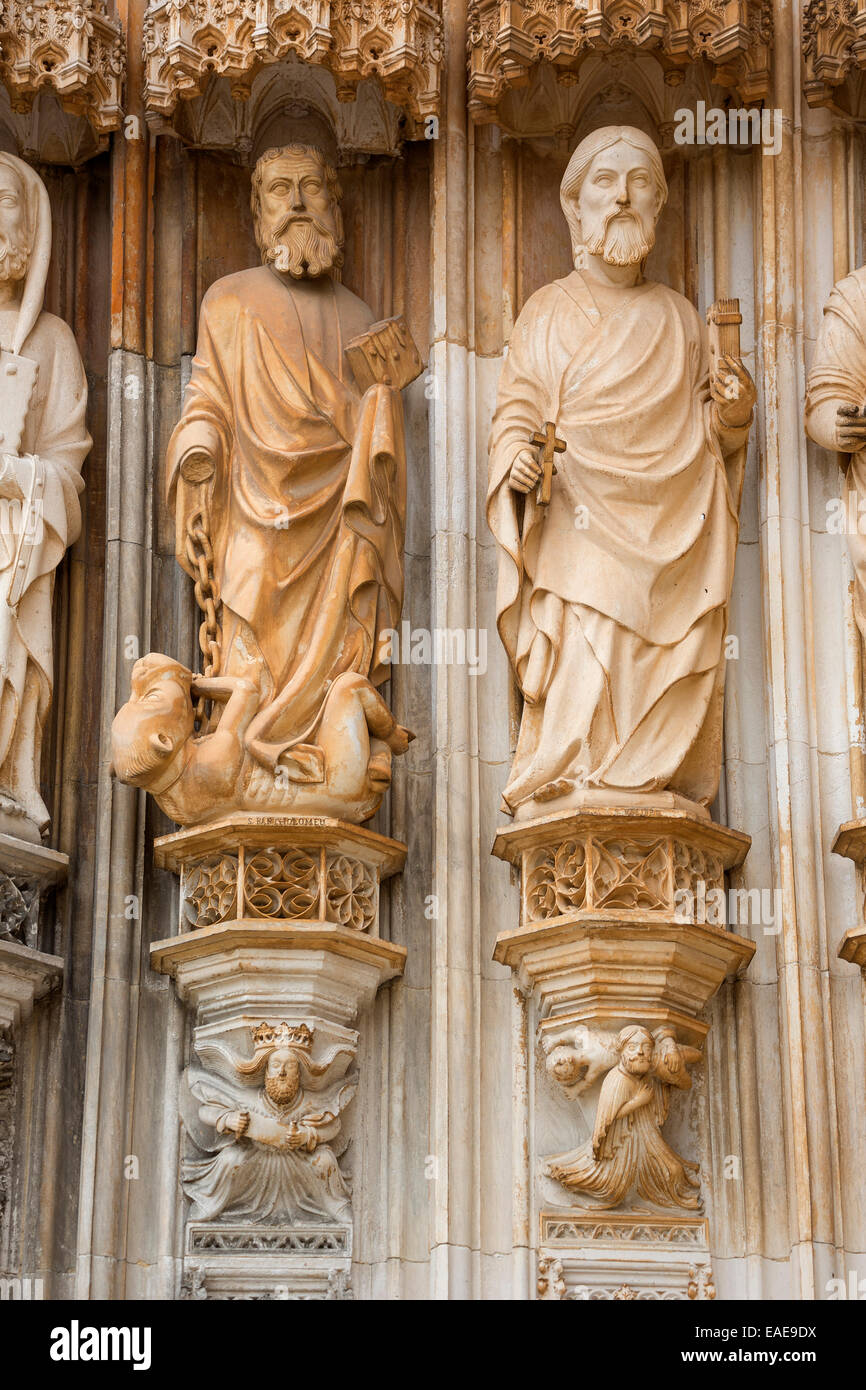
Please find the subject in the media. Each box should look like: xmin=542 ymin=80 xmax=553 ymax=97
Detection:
xmin=271 ymin=211 xmax=334 ymax=243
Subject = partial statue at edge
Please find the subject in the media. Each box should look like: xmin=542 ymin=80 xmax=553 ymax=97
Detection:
xmin=111 ymin=139 xmax=418 ymax=827
xmin=0 ymin=154 xmax=89 ymax=844
xmin=806 ymin=261 xmax=866 ymax=647
xmin=486 ymin=126 xmax=755 ymax=823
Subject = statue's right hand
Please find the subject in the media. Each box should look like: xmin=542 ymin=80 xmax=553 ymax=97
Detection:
xmin=509 ymin=447 xmax=543 ymax=494
xmin=836 ymin=403 xmax=866 ymax=453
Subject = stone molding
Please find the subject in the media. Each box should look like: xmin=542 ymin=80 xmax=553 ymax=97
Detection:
xmin=0 ymin=0 xmax=124 ymax=137
xmin=537 ymin=1211 xmax=716 ymax=1301
xmin=155 ymin=814 xmax=405 ymax=934
xmin=467 ymin=0 xmax=773 ymax=123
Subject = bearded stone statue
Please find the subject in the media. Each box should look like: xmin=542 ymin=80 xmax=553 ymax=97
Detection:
xmin=487 ymin=127 xmax=755 ymax=822
xmin=111 ymin=141 xmax=414 ymax=826
xmin=0 ymin=154 xmax=90 ymax=843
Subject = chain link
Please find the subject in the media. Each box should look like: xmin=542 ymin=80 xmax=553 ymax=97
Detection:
xmin=184 ymin=498 xmax=221 ymax=727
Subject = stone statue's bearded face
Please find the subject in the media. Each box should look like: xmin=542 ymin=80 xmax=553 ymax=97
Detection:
xmin=254 ymin=151 xmax=342 ymax=280
xmin=110 ymin=659 xmax=195 ymax=786
xmin=0 ymin=165 xmax=31 ymax=283
xmin=575 ymin=143 xmax=660 ymax=268
xmin=620 ymin=1031 xmax=654 ymax=1076
xmin=265 ymin=1049 xmax=301 ymax=1105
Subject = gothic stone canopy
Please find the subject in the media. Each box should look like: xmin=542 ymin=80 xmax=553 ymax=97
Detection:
xmin=0 ymin=0 xmax=124 ymax=134
xmin=467 ymin=0 xmax=773 ymax=120
xmin=802 ymin=0 xmax=866 ymax=106
xmin=142 ymin=0 xmax=443 ymax=134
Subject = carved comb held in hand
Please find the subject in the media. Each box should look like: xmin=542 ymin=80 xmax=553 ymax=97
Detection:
xmin=345 ymin=315 xmax=424 ymax=393
xmin=0 ymin=351 xmax=39 ymax=457
xmin=707 ymin=298 xmax=742 ymax=366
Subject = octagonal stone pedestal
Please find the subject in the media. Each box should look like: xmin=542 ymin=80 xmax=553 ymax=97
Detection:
xmin=150 ymin=814 xmax=406 ymax=1301
xmin=492 ymin=806 xmax=755 ymax=1301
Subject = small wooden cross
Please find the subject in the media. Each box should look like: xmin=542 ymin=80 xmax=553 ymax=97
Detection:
xmin=530 ymin=421 xmax=566 ymax=506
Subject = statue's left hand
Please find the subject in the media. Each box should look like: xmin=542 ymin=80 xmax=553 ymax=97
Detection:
xmin=711 ymin=354 xmax=756 ymax=431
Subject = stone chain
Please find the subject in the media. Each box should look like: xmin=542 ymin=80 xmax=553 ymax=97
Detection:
xmin=184 ymin=499 xmax=221 ymax=726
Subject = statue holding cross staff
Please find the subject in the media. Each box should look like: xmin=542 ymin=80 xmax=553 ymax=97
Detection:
xmin=487 ymin=126 xmax=754 ymax=822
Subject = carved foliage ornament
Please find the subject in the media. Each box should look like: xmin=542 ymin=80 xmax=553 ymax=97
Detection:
xmin=182 ymin=847 xmax=378 ymax=929
xmin=141 ymin=0 xmax=442 ymax=129
xmin=0 ymin=0 xmax=124 ymax=134
xmin=467 ymin=0 xmax=772 ymax=117
xmin=524 ymin=833 xmax=724 ymax=923
xmin=802 ymin=0 xmax=865 ymax=105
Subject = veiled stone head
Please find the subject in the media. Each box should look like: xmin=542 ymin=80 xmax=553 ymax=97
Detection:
xmin=110 ymin=654 xmax=195 ymax=786
xmin=617 ymin=1025 xmax=654 ymax=1076
xmin=251 ymin=144 xmax=344 ymax=280
xmin=0 ymin=160 xmax=31 ymax=284
xmin=560 ymin=127 xmax=667 ymax=270
xmin=265 ymin=1048 xmax=302 ymax=1106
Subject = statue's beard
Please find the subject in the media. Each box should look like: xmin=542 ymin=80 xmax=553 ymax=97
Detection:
xmin=0 ymin=239 xmax=29 ymax=282
xmin=584 ymin=211 xmax=654 ymax=267
xmin=265 ymin=1074 xmax=299 ymax=1106
xmin=262 ymin=215 xmax=342 ymax=279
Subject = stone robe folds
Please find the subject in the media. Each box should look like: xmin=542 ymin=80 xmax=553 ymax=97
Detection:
xmin=0 ymin=314 xmax=89 ymax=833
xmin=488 ymin=271 xmax=744 ymax=813
xmin=167 ymin=268 xmax=405 ymax=769
xmin=806 ymin=266 xmax=866 ymax=638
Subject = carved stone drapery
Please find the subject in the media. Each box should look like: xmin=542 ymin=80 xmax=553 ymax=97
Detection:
xmin=0 ymin=0 xmax=124 ymax=137
xmin=467 ymin=0 xmax=773 ymax=121
xmin=802 ymin=0 xmax=865 ymax=106
xmin=141 ymin=0 xmax=443 ymax=135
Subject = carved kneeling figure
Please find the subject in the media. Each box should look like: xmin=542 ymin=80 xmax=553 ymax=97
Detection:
xmin=110 ymin=653 xmax=413 ymax=826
